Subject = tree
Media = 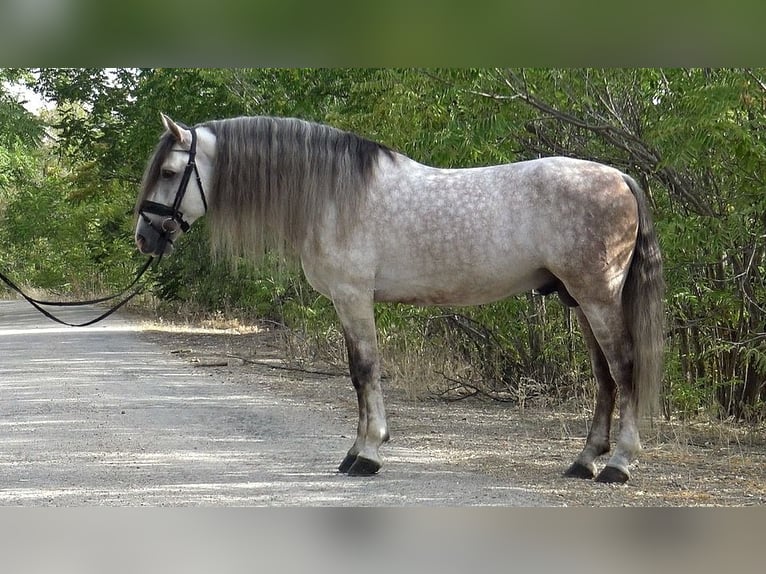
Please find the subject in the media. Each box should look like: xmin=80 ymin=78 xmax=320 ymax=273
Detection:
xmin=8 ymin=67 xmax=766 ymax=420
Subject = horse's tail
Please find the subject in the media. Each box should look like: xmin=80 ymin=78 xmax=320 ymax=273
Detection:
xmin=621 ymin=174 xmax=665 ymax=418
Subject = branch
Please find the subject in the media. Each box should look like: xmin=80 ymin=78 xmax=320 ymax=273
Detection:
xmin=226 ymin=354 xmax=345 ymax=378
xmin=419 ymin=69 xmax=521 ymax=102
xmin=503 ymin=70 xmax=716 ymax=216
xmin=745 ymin=68 xmax=766 ymax=93
xmin=433 ymin=371 xmax=516 ymax=402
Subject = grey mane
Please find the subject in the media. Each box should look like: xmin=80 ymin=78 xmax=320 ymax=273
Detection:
xmin=202 ymin=116 xmax=396 ymax=258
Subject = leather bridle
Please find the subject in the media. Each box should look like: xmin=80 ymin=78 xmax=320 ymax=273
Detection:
xmin=138 ymin=125 xmax=208 ymax=247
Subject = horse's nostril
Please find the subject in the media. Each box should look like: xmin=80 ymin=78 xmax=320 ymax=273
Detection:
xmin=136 ymin=235 xmax=148 ymax=254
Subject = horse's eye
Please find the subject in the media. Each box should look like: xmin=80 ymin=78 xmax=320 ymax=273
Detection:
xmin=161 ymin=168 xmax=176 ymax=179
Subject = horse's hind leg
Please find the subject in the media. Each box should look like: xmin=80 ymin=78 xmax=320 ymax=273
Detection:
xmin=577 ymin=301 xmax=639 ymax=483
xmin=564 ymin=308 xmax=616 ymax=479
xmin=333 ymin=292 xmax=389 ymax=476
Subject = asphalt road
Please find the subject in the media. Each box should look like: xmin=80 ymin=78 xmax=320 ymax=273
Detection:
xmin=0 ymin=299 xmax=549 ymax=506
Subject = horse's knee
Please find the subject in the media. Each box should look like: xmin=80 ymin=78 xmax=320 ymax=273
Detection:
xmin=350 ymin=359 xmax=375 ymax=387
xmin=343 ymin=332 xmax=378 ymax=388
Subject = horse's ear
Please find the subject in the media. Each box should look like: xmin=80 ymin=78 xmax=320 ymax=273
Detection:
xmin=160 ymin=113 xmax=192 ymax=148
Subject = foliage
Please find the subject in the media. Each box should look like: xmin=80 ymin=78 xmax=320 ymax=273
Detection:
xmin=0 ymin=70 xmax=43 ymax=194
xmin=3 ymin=68 xmax=766 ymax=421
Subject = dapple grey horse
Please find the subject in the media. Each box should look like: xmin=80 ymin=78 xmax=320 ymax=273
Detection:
xmin=135 ymin=114 xmax=664 ymax=483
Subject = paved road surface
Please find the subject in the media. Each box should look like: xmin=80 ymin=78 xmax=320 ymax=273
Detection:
xmin=0 ymin=299 xmax=548 ymax=505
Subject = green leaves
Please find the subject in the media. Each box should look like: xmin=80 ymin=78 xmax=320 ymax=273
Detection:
xmin=4 ymin=68 xmax=766 ymax=419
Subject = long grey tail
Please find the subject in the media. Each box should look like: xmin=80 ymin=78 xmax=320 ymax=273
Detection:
xmin=621 ymin=174 xmax=665 ymax=418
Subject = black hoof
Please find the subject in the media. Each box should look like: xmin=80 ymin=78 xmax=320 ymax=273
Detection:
xmin=595 ymin=466 xmax=629 ymax=483
xmin=347 ymin=456 xmax=381 ymax=476
xmin=563 ymin=462 xmax=595 ymax=480
xmin=338 ymin=453 xmax=357 ymax=474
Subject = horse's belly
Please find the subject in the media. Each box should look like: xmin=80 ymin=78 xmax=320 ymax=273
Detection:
xmin=373 ymin=267 xmax=553 ymax=306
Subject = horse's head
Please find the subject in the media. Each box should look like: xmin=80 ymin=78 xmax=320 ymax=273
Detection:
xmin=134 ymin=114 xmax=214 ymax=256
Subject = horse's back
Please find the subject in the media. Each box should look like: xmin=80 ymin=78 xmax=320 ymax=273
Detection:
xmin=361 ymin=156 xmax=637 ymax=306
xmin=372 ymin=155 xmax=633 ymax=235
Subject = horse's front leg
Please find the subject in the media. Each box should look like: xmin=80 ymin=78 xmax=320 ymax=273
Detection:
xmin=333 ymin=293 xmax=389 ymax=476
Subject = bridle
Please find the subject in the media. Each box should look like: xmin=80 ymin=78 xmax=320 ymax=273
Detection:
xmin=138 ymin=125 xmax=208 ymax=248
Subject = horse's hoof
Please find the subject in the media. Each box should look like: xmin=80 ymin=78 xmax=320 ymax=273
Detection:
xmin=595 ymin=466 xmax=629 ymax=483
xmin=338 ymin=453 xmax=357 ymax=474
xmin=563 ymin=461 xmax=596 ymax=479
xmin=347 ymin=456 xmax=381 ymax=476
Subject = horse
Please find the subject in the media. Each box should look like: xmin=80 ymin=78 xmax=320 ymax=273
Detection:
xmin=134 ymin=113 xmax=664 ymax=484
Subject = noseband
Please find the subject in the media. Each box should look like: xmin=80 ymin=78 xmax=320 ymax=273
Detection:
xmin=138 ymin=125 xmax=208 ymax=244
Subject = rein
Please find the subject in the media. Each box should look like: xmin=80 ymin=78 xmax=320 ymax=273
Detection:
xmin=0 ymin=255 xmax=159 ymax=328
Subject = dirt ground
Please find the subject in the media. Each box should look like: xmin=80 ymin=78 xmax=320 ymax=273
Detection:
xmin=141 ymin=318 xmax=766 ymax=507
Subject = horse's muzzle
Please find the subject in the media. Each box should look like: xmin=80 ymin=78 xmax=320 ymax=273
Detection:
xmin=135 ymin=230 xmax=174 ymax=256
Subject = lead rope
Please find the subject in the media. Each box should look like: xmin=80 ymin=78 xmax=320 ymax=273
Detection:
xmin=0 ymin=254 xmax=160 ymax=328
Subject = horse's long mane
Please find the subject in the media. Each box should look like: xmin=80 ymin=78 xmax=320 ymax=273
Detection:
xmin=200 ymin=116 xmax=395 ymax=259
